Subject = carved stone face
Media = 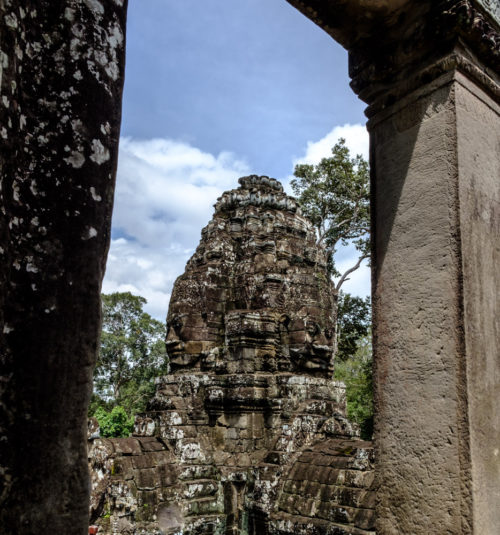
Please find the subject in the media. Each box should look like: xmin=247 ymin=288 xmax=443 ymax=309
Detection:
xmin=287 ymin=309 xmax=335 ymax=375
xmin=166 ymin=278 xmax=222 ymax=372
xmin=165 ymin=176 xmax=336 ymax=378
xmin=224 ymin=310 xmax=279 ymax=373
xmin=166 ymin=312 xmax=210 ymax=370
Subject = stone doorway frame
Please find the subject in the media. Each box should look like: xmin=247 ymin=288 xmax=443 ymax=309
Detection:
xmin=0 ymin=1 xmax=499 ymax=533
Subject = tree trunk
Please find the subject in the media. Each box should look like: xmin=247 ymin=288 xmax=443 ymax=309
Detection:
xmin=331 ymin=288 xmax=340 ymax=361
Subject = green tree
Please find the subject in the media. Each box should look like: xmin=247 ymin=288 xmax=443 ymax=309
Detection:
xmin=337 ymin=292 xmax=371 ymax=362
xmin=292 ymin=137 xmax=370 ymax=353
xmin=291 ymin=137 xmax=370 ymax=286
xmin=334 ymin=333 xmax=373 ymax=439
xmin=94 ymin=405 xmax=134 ymax=438
xmin=91 ymin=292 xmax=168 ymax=417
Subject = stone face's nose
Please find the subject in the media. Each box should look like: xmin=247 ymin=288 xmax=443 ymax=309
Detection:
xmin=166 ymin=326 xmax=178 ymax=343
xmin=165 ymin=316 xmax=186 ymax=358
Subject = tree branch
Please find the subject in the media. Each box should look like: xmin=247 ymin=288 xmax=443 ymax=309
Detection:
xmin=335 ymin=253 xmax=369 ymax=291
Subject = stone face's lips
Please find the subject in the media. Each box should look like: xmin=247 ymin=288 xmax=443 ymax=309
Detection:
xmin=311 ymin=344 xmax=332 ymax=353
xmin=165 ymin=339 xmax=184 ymax=350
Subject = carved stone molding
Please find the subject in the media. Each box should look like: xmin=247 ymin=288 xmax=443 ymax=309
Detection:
xmin=476 ymin=0 xmax=500 ymax=22
xmin=366 ymin=51 xmax=500 ymax=121
xmin=441 ymin=0 xmax=500 ymax=72
xmin=351 ymin=0 xmax=500 ymax=111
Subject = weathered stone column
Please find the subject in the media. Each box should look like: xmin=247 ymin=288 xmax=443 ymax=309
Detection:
xmin=0 ymin=1 xmax=127 ymax=533
xmin=286 ymin=1 xmax=500 ymax=533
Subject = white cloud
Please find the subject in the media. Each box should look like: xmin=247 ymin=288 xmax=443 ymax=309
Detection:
xmin=112 ymin=138 xmax=249 ymax=248
xmin=103 ymin=127 xmax=371 ymax=321
xmin=293 ymin=123 xmax=369 ymax=166
xmin=103 ymin=137 xmax=250 ymax=319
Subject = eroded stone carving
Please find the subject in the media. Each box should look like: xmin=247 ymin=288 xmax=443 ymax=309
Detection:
xmin=88 ymin=176 xmax=374 ymax=535
xmin=165 ymin=176 xmax=335 ymax=377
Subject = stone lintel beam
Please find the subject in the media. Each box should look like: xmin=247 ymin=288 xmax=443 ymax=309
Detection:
xmin=285 ymin=0 xmax=412 ymax=49
xmin=286 ymin=0 xmax=499 ymax=114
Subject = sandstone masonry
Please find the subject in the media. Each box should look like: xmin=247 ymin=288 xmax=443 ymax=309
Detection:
xmin=88 ymin=176 xmax=375 ymax=535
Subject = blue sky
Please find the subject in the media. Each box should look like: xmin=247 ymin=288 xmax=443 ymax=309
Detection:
xmin=103 ymin=0 xmax=370 ymax=319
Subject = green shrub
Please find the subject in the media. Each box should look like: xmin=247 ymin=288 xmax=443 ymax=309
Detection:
xmin=335 ymin=334 xmax=373 ymax=440
xmin=93 ymin=405 xmax=134 ymax=438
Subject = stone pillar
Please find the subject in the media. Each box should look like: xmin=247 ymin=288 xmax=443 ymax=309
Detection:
xmin=286 ymin=1 xmax=499 ymax=533
xmin=0 ymin=1 xmax=128 ymax=533
xmin=370 ymin=60 xmax=500 ymax=535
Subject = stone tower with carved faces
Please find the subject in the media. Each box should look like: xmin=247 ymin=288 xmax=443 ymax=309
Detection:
xmin=89 ymin=176 xmax=374 ymax=535
xmin=165 ymin=174 xmax=336 ymax=377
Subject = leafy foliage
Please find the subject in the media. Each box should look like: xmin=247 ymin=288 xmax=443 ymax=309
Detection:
xmin=291 ymin=137 xmax=370 ymax=284
xmin=335 ymin=334 xmax=373 ymax=440
xmin=336 ymin=292 xmax=371 ymax=362
xmin=92 ymin=292 xmax=168 ymax=418
xmin=94 ymin=405 xmax=134 ymax=438
xmin=292 ymin=139 xmax=373 ymax=432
